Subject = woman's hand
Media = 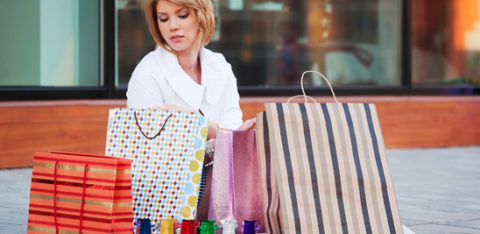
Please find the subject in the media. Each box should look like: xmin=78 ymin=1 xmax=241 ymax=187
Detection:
xmin=207 ymin=121 xmax=219 ymax=140
xmin=237 ymin=118 xmax=256 ymax=131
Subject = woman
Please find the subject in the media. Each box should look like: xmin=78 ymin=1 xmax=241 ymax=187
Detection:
xmin=126 ymin=0 xmax=254 ymax=220
xmin=127 ymin=0 xmax=254 ymax=135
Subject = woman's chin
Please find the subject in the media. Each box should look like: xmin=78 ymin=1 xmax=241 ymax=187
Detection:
xmin=167 ymin=43 xmax=197 ymax=54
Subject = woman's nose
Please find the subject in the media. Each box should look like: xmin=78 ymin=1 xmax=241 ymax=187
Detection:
xmin=169 ymin=17 xmax=179 ymax=30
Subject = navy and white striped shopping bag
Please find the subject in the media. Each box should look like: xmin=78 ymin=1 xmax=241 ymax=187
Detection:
xmin=256 ymin=102 xmax=403 ymax=234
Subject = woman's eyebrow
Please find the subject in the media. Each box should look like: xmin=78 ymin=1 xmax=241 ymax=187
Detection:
xmin=157 ymin=7 xmax=188 ymax=15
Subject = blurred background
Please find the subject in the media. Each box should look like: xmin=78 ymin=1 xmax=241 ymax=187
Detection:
xmin=1 ymin=0 xmax=479 ymax=98
xmin=0 ymin=1 xmax=479 ymax=233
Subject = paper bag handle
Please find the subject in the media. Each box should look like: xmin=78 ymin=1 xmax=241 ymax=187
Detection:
xmin=286 ymin=95 xmax=318 ymax=104
xmin=53 ymin=161 xmax=88 ymax=234
xmin=134 ymin=112 xmax=173 ymax=140
xmin=287 ymin=70 xmax=340 ymax=104
xmin=53 ymin=161 xmax=59 ymax=234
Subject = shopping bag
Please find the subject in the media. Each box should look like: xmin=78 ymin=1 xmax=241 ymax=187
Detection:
xmin=256 ymin=71 xmax=404 ymax=233
xmin=231 ymin=130 xmax=265 ymax=233
xmin=208 ymin=129 xmax=265 ymax=233
xmin=27 ymin=151 xmax=133 ymax=233
xmin=208 ymin=129 xmax=235 ymax=223
xmin=105 ymin=108 xmax=208 ymax=230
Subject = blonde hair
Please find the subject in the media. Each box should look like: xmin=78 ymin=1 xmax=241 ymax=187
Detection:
xmin=145 ymin=0 xmax=215 ymax=53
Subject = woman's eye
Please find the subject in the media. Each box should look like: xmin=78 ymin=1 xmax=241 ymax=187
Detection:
xmin=179 ymin=13 xmax=189 ymax=19
xmin=159 ymin=17 xmax=168 ymax=23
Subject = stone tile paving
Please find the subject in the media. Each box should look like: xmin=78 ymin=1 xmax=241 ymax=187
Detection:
xmin=0 ymin=146 xmax=479 ymax=233
xmin=0 ymin=168 xmax=32 ymax=234
xmin=388 ymin=146 xmax=480 ymax=234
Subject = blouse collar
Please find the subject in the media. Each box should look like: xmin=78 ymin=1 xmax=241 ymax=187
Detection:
xmin=156 ymin=47 xmax=228 ymax=109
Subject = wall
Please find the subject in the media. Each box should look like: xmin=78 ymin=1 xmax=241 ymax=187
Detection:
xmin=1 ymin=96 xmax=479 ymax=169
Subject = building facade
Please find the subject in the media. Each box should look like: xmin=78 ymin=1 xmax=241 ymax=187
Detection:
xmin=1 ymin=0 xmax=479 ymax=99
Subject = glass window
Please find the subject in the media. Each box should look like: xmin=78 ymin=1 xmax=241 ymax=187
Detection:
xmin=211 ymin=0 xmax=401 ymax=87
xmin=0 ymin=0 xmax=101 ymax=87
xmin=116 ymin=0 xmax=401 ymax=88
xmin=411 ymin=0 xmax=480 ymax=89
xmin=116 ymin=0 xmax=155 ymax=89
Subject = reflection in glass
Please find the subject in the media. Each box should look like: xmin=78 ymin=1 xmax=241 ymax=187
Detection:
xmin=0 ymin=0 xmax=100 ymax=87
xmin=411 ymin=0 xmax=480 ymax=90
xmin=116 ymin=0 xmax=155 ymax=88
xmin=116 ymin=0 xmax=400 ymax=88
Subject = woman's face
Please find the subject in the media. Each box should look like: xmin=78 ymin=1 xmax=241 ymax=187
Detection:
xmin=156 ymin=1 xmax=199 ymax=54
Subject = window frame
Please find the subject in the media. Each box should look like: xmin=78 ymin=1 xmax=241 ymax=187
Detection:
xmin=0 ymin=0 xmax=478 ymax=101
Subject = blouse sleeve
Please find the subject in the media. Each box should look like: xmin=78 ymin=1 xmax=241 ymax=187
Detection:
xmin=126 ymin=59 xmax=165 ymax=108
xmin=218 ymin=70 xmax=243 ymax=130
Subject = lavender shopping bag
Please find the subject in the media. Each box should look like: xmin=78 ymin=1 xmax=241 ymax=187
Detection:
xmin=208 ymin=129 xmax=265 ymax=233
xmin=208 ymin=129 xmax=235 ymax=223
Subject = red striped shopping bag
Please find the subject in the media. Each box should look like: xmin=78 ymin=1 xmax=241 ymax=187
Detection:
xmin=255 ymin=71 xmax=403 ymax=234
xmin=27 ymin=151 xmax=133 ymax=233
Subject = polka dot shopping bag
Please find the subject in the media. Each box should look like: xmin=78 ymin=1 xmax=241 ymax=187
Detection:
xmin=105 ymin=108 xmax=208 ymax=232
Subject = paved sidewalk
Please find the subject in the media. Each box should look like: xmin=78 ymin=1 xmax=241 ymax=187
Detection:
xmin=0 ymin=168 xmax=31 ymax=233
xmin=388 ymin=147 xmax=480 ymax=233
xmin=1 ymin=146 xmax=479 ymax=233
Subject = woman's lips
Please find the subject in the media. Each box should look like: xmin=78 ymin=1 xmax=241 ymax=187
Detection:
xmin=170 ymin=35 xmax=183 ymax=43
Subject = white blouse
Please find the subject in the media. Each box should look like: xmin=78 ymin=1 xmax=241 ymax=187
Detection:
xmin=126 ymin=46 xmax=243 ymax=130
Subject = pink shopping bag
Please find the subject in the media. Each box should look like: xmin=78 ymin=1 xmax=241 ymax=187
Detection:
xmin=208 ymin=129 xmax=265 ymax=233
